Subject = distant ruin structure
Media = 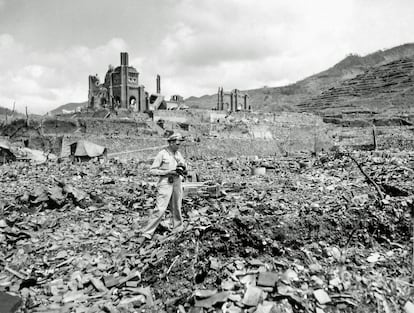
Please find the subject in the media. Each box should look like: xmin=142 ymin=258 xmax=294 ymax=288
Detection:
xmin=88 ymin=52 xmax=146 ymax=112
xmin=217 ymin=87 xmax=250 ymax=112
xmin=156 ymin=74 xmax=161 ymax=94
xmin=88 ymin=52 xmax=186 ymax=113
xmin=88 ymin=52 xmax=147 ymax=112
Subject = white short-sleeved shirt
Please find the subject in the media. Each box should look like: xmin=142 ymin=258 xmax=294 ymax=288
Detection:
xmin=150 ymin=149 xmax=186 ymax=179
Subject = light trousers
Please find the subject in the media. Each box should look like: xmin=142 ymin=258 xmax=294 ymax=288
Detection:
xmin=141 ymin=176 xmax=183 ymax=238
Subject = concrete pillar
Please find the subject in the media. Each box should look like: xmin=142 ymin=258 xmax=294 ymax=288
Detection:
xmin=109 ymin=72 xmax=114 ymax=109
xmin=217 ymin=87 xmax=220 ymax=110
xmin=138 ymin=85 xmax=146 ymax=112
xmin=156 ymin=75 xmax=161 ymax=94
xmin=120 ymin=52 xmax=129 ymax=109
xmin=221 ymin=88 xmax=224 ymax=110
xmin=121 ymin=52 xmax=129 ymax=66
xmin=234 ymin=90 xmax=238 ymax=111
xmin=230 ymin=93 xmax=233 ymax=111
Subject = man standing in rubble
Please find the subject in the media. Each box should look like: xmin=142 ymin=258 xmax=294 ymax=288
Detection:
xmin=137 ymin=132 xmax=187 ymax=246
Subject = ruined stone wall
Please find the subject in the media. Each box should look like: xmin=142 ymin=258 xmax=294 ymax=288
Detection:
xmin=5 ymin=111 xmax=332 ymax=160
xmin=153 ymin=109 xmax=216 ymax=123
xmin=78 ymin=118 xmax=151 ymax=136
xmin=154 ymin=110 xmax=323 ymax=126
xmin=329 ymin=125 xmax=414 ymax=150
xmin=185 ymin=139 xmax=281 ymax=158
xmin=53 ymin=110 xmax=332 ymax=159
xmin=59 ymin=135 xmax=284 ymax=160
xmin=154 ymin=111 xmax=189 ymax=123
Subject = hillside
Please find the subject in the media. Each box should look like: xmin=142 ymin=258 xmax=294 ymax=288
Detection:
xmin=0 ymin=105 xmax=25 ymax=120
xmin=185 ymin=43 xmax=414 ymax=113
xmin=49 ymin=101 xmax=87 ymax=115
xmin=0 ymin=105 xmax=20 ymax=115
xmin=298 ymin=57 xmax=414 ymax=117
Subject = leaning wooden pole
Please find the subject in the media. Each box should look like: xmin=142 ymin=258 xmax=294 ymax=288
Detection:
xmin=411 ymin=202 xmax=414 ymax=280
xmin=342 ymin=152 xmax=384 ymax=200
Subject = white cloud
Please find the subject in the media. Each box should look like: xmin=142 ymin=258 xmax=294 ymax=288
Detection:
xmin=133 ymin=0 xmax=360 ymax=98
xmin=0 ymin=35 xmax=128 ymax=114
xmin=128 ymin=1 xmax=348 ymax=99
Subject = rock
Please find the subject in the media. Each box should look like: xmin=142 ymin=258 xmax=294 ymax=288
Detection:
xmin=277 ymin=282 xmax=294 ymax=295
xmin=221 ymin=279 xmax=236 ymax=290
xmin=239 ymin=274 xmax=256 ymax=286
xmin=0 ymin=291 xmax=22 ymax=313
xmin=209 ymin=257 xmax=221 ymax=270
xmin=257 ymin=272 xmax=278 ymax=287
xmin=254 ymin=301 xmax=274 ymax=313
xmin=90 ymin=277 xmax=108 ymax=292
xmin=329 ymin=247 xmax=341 ymax=261
xmin=367 ymin=252 xmax=381 ymax=263
xmin=125 ymin=281 xmax=139 ymax=287
xmin=272 ymin=299 xmax=294 ymax=313
xmin=329 ymin=277 xmax=342 ymax=290
xmin=281 ymin=269 xmax=298 ymax=284
xmin=308 ymin=263 xmax=323 ymax=274
xmin=228 ymin=293 xmax=242 ymax=302
xmin=118 ymin=295 xmax=146 ymax=307
xmin=56 ymin=250 xmax=68 ymax=259
xmin=103 ymin=275 xmax=120 ymax=288
xmin=226 ymin=304 xmax=243 ymax=313
xmin=194 ymin=291 xmax=230 ymax=308
xmin=311 ymin=275 xmax=324 ymax=288
xmin=62 ymin=290 xmax=86 ymax=303
xmin=405 ymin=301 xmax=414 ymax=313
xmin=242 ymin=286 xmax=263 ymax=307
xmin=313 ymin=289 xmax=331 ymax=304
xmin=194 ymin=289 xmax=218 ymax=298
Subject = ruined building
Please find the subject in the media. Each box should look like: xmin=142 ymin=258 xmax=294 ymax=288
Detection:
xmin=88 ymin=52 xmax=148 ymax=112
xmin=217 ymin=87 xmax=250 ymax=111
xmin=88 ymin=52 xmax=186 ymax=113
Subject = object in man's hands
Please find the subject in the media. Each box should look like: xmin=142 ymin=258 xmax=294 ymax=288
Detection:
xmin=176 ymin=164 xmax=187 ymax=176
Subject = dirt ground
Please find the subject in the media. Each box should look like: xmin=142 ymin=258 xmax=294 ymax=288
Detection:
xmin=0 ymin=148 xmax=413 ymax=312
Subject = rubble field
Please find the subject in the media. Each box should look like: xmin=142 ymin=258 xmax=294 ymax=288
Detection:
xmin=0 ymin=149 xmax=413 ymax=313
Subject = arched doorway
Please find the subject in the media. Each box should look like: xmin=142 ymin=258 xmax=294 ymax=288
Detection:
xmin=129 ymin=96 xmax=137 ymax=111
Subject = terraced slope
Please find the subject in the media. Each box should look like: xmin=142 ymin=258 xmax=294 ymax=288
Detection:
xmin=298 ymin=57 xmax=414 ymax=117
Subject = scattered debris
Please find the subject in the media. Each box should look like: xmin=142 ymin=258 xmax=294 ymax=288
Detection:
xmin=0 ymin=150 xmax=413 ymax=312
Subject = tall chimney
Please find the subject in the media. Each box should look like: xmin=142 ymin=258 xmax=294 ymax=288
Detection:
xmin=156 ymin=74 xmax=161 ymax=94
xmin=120 ymin=52 xmax=129 ymax=66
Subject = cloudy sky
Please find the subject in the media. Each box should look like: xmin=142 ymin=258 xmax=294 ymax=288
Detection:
xmin=0 ymin=0 xmax=413 ymax=114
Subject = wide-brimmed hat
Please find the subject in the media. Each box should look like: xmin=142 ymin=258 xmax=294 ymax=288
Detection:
xmin=167 ymin=133 xmax=184 ymax=142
